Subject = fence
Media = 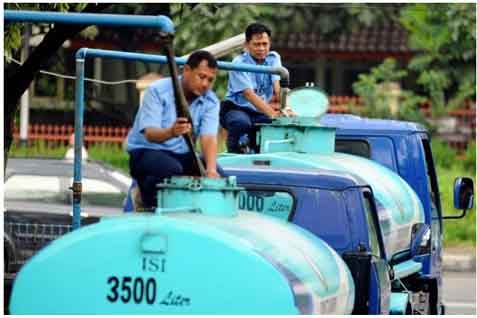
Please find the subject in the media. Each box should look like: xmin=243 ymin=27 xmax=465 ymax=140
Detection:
xmin=13 ymin=96 xmax=476 ymax=152
xmin=13 ymin=124 xmax=130 ymax=147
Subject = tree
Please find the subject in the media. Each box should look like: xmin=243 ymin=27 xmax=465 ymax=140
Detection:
xmin=170 ymin=3 xmax=400 ymax=97
xmin=400 ymin=3 xmax=476 ymax=115
xmin=352 ymin=58 xmax=428 ymax=125
xmin=4 ymin=3 xmax=400 ymax=166
xmin=4 ymin=3 xmax=112 ymax=166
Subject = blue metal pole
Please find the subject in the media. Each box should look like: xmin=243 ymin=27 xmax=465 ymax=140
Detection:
xmin=72 ymin=56 xmax=86 ymax=230
xmin=76 ymin=48 xmax=289 ymax=82
xmin=4 ymin=10 xmax=174 ymax=34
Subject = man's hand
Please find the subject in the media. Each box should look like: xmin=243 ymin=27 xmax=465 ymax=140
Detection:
xmin=170 ymin=117 xmax=192 ymax=137
xmin=206 ymin=169 xmax=220 ymax=178
xmin=282 ymin=106 xmax=297 ymax=117
xmin=265 ymin=105 xmax=281 ymax=119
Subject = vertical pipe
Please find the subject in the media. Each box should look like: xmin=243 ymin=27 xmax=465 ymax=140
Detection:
xmin=72 ymin=57 xmax=86 ymax=230
xmin=19 ymin=25 xmax=31 ymax=146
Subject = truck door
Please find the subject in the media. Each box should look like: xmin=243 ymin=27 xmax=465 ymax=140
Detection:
xmin=362 ymin=190 xmax=391 ymax=314
xmin=341 ymin=188 xmax=391 ymax=314
xmin=416 ymin=134 xmax=443 ymax=283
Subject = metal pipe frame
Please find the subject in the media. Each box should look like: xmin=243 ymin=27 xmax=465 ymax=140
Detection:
xmin=74 ymin=48 xmax=289 ymax=229
xmin=4 ymin=10 xmax=175 ymax=33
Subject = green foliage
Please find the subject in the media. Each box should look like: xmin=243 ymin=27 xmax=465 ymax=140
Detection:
xmin=430 ymin=138 xmax=476 ymax=245
xmin=88 ymin=143 xmax=129 ymax=172
xmin=10 ymin=140 xmax=67 ymax=158
xmin=400 ymin=3 xmax=476 ymax=115
xmin=431 ymin=139 xmax=458 ymax=169
xmin=168 ymin=3 xmax=402 ymax=99
xmin=352 ymin=58 xmax=428 ymax=125
xmin=9 ymin=141 xmax=130 ymax=172
xmin=170 ymin=4 xmax=270 ymax=98
xmin=4 ymin=23 xmax=22 ymax=61
xmin=439 ymin=165 xmax=476 ymax=246
xmin=4 ymin=3 xmax=89 ymax=61
xmin=462 ymin=141 xmax=476 ymax=175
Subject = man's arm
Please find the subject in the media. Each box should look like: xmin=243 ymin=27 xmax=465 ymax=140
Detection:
xmin=242 ymin=88 xmax=280 ymax=119
xmin=200 ymin=135 xmax=220 ymax=178
xmin=144 ymin=117 xmax=191 ymax=143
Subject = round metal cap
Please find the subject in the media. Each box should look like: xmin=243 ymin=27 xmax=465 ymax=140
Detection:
xmin=287 ymin=87 xmax=329 ymax=118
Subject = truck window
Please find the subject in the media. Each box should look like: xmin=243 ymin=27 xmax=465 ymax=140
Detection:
xmin=335 ymin=140 xmax=371 ymax=158
xmin=238 ymin=190 xmax=294 ymax=220
xmin=298 ymin=189 xmax=352 ymax=251
xmin=363 ymin=192 xmax=382 ymax=258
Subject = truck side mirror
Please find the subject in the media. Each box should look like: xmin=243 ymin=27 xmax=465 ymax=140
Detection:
xmin=454 ymin=177 xmax=474 ymax=210
xmin=410 ymin=223 xmax=431 ymax=257
xmin=443 ymin=177 xmax=474 ymax=220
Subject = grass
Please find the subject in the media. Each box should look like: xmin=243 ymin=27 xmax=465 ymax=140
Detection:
xmin=87 ymin=143 xmax=129 ymax=173
xmin=9 ymin=141 xmax=129 ymax=172
xmin=9 ymin=140 xmax=67 ymax=159
xmin=438 ymin=165 xmax=476 ymax=247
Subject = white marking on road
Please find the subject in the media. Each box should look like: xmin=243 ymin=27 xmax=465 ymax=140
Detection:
xmin=445 ymin=302 xmax=477 ymax=309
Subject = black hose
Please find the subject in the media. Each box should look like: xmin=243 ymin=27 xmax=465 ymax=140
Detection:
xmin=160 ymin=34 xmax=206 ymax=177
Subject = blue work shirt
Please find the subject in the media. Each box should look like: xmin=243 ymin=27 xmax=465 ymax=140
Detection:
xmin=225 ymin=51 xmax=282 ymax=112
xmin=127 ymin=77 xmax=219 ymax=154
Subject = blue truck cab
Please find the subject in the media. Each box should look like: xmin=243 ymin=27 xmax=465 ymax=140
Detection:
xmin=217 ymin=113 xmax=433 ymax=314
xmin=222 ymin=165 xmax=395 ymax=314
xmin=319 ymin=113 xmax=475 ymax=314
xmin=217 ymin=87 xmax=473 ymax=315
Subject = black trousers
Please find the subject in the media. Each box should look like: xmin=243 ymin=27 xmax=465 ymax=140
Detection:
xmin=129 ymin=149 xmax=224 ymax=208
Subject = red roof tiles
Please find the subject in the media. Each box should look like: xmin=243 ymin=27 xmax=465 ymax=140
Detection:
xmin=274 ymin=23 xmax=413 ymax=54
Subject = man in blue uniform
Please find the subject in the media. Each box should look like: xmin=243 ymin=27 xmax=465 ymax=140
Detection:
xmin=220 ymin=22 xmax=282 ymax=153
xmin=127 ymin=50 xmax=220 ymax=208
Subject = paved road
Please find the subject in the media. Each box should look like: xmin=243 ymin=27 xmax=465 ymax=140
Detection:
xmin=443 ymin=271 xmax=476 ymax=315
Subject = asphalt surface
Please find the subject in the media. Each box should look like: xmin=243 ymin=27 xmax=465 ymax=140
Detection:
xmin=443 ymin=271 xmax=476 ymax=315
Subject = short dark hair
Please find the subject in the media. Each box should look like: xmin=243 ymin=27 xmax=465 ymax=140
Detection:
xmin=186 ymin=50 xmax=218 ymax=69
xmin=245 ymin=23 xmax=272 ymax=42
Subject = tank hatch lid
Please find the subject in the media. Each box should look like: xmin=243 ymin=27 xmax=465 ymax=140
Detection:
xmin=287 ymin=87 xmax=329 ymax=118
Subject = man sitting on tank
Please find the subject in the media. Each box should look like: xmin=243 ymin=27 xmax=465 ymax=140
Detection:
xmin=219 ymin=23 xmax=295 ymax=153
xmin=127 ymin=50 xmax=222 ymax=210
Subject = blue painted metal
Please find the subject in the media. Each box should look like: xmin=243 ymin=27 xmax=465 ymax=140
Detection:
xmin=224 ymin=166 xmax=365 ymax=190
xmin=220 ymin=164 xmax=391 ymax=314
xmin=258 ymin=117 xmax=335 ymax=154
xmin=156 ymin=176 xmax=243 ymax=216
xmin=72 ymin=58 xmax=85 ymax=229
xmin=392 ymin=260 xmax=423 ymax=280
xmin=389 ymin=292 xmax=409 ymax=314
xmin=287 ymin=87 xmax=329 ymax=117
xmin=219 ymin=150 xmax=426 ymax=259
xmin=453 ymin=178 xmax=474 ymax=209
xmin=75 ymin=48 xmax=289 ymax=80
xmin=320 ymin=113 xmax=450 ymax=309
xmin=4 ymin=10 xmax=175 ymax=34
xmin=320 ymin=113 xmax=426 ymax=133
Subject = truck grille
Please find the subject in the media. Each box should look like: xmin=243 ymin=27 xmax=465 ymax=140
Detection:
xmin=4 ymin=211 xmax=101 ymax=274
xmin=4 ymin=221 xmax=73 ymax=272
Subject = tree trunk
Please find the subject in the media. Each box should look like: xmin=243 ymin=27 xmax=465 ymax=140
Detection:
xmin=4 ymin=3 xmax=111 ymax=170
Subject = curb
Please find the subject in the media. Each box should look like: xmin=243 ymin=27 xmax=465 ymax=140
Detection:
xmin=443 ymin=253 xmax=476 ymax=272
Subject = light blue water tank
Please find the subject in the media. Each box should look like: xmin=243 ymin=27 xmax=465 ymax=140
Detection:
xmin=10 ymin=177 xmax=355 ymax=314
